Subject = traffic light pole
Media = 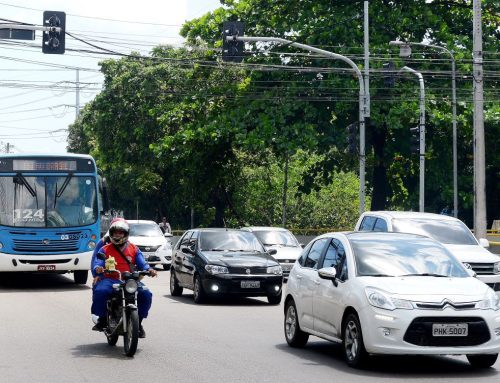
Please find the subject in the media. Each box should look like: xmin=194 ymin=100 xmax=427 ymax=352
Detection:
xmin=0 ymin=23 xmax=61 ymax=33
xmin=399 ymin=66 xmax=425 ymax=212
xmin=226 ymin=35 xmax=368 ymax=214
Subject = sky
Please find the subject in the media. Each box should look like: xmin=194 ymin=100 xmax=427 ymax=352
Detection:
xmin=0 ymin=0 xmax=222 ymax=154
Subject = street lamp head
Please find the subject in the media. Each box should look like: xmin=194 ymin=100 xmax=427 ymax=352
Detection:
xmin=389 ymin=41 xmax=412 ymax=57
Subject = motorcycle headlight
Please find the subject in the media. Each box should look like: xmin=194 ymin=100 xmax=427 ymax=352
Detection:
xmin=493 ymin=262 xmax=500 ymax=274
xmin=267 ymin=265 xmax=283 ymax=275
xmin=125 ymin=279 xmax=138 ymax=294
xmin=205 ymin=265 xmax=229 ymax=275
xmin=476 ymin=288 xmax=500 ymax=310
xmin=365 ymin=287 xmax=413 ymax=311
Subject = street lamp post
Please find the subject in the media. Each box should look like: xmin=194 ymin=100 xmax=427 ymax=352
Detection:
xmin=390 ymin=41 xmax=457 ymax=217
xmin=226 ymin=34 xmax=368 ymax=214
xmin=398 ymin=66 xmax=426 ymax=212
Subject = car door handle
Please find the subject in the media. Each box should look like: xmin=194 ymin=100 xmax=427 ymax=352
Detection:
xmin=296 ymin=274 xmax=302 ymax=279
xmin=314 ymin=279 xmax=321 ymax=285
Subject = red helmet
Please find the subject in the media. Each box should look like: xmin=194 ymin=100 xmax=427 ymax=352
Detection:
xmin=109 ymin=218 xmax=129 ymax=246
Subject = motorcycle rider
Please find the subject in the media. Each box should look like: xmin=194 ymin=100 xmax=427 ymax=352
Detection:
xmin=91 ymin=218 xmax=157 ymax=338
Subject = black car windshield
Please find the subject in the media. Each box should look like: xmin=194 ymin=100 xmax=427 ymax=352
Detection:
xmin=350 ymin=234 xmax=468 ymax=278
xmin=129 ymin=223 xmax=163 ymax=237
xmin=391 ymin=218 xmax=477 ymax=245
xmin=252 ymin=230 xmax=299 ymax=247
xmin=200 ymin=231 xmax=265 ymax=252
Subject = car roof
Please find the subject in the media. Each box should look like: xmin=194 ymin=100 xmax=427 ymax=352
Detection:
xmin=362 ymin=211 xmax=460 ymax=222
xmin=242 ymin=226 xmax=290 ymax=232
xmin=125 ymin=220 xmax=158 ymax=225
xmin=192 ymin=228 xmax=247 ymax=232
xmin=314 ymin=231 xmax=430 ymax=241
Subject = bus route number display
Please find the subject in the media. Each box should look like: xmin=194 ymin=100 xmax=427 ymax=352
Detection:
xmin=13 ymin=209 xmax=45 ymax=223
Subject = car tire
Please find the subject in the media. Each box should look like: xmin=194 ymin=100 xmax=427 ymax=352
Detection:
xmin=170 ymin=270 xmax=183 ymax=296
xmin=466 ymin=354 xmax=498 ymax=368
xmin=193 ymin=275 xmax=206 ymax=304
xmin=342 ymin=313 xmax=368 ymax=368
xmin=268 ymin=292 xmax=282 ymax=305
xmin=284 ymin=300 xmax=309 ymax=347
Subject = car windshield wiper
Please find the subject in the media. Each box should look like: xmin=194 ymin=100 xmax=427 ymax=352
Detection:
xmin=14 ymin=174 xmax=36 ymax=197
xmin=399 ymin=273 xmax=449 ymax=277
xmin=362 ymin=273 xmax=394 ymax=277
xmin=53 ymin=174 xmax=72 ymax=208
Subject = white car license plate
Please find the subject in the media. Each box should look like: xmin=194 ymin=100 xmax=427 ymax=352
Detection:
xmin=143 ymin=252 xmax=155 ymax=260
xmin=432 ymin=323 xmax=468 ymax=337
xmin=281 ymin=263 xmax=293 ymax=271
xmin=241 ymin=281 xmax=260 ymax=288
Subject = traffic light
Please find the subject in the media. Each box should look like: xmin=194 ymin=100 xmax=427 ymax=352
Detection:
xmin=222 ymin=21 xmax=244 ymax=62
xmin=42 ymin=11 xmax=65 ymax=54
xmin=346 ymin=122 xmax=358 ymax=155
xmin=383 ymin=61 xmax=395 ymax=87
xmin=410 ymin=126 xmax=420 ymax=155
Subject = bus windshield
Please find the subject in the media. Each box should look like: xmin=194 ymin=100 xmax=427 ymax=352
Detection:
xmin=0 ymin=175 xmax=98 ymax=228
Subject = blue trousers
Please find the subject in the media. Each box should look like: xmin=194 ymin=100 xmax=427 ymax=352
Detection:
xmin=91 ymin=278 xmax=152 ymax=320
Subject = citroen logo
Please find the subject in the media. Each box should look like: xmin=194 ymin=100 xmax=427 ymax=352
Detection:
xmin=42 ymin=239 xmax=50 ymax=245
xmin=246 ymin=269 xmax=251 ymax=274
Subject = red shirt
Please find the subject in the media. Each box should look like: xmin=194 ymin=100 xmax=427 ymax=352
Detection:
xmin=100 ymin=243 xmax=139 ymax=279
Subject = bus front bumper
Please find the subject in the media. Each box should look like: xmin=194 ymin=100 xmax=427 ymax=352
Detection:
xmin=0 ymin=250 xmax=93 ymax=272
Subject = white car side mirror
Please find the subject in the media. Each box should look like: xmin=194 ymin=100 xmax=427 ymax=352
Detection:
xmin=479 ymin=238 xmax=490 ymax=248
xmin=466 ymin=268 xmax=477 ymax=278
xmin=164 ymin=232 xmax=173 ymax=238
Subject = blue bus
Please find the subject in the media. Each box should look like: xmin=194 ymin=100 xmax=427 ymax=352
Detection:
xmin=0 ymin=154 xmax=109 ymax=284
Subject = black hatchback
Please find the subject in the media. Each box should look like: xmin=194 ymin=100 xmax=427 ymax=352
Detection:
xmin=170 ymin=228 xmax=283 ymax=304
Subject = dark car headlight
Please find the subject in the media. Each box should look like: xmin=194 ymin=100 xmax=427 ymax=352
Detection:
xmin=205 ymin=265 xmax=229 ymax=275
xmin=267 ymin=265 xmax=283 ymax=275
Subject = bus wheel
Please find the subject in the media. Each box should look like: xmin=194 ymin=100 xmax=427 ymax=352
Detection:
xmin=74 ymin=270 xmax=88 ymax=284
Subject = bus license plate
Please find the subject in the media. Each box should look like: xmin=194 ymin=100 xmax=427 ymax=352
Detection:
xmin=241 ymin=281 xmax=260 ymax=288
xmin=432 ymin=323 xmax=468 ymax=336
xmin=38 ymin=265 xmax=56 ymax=271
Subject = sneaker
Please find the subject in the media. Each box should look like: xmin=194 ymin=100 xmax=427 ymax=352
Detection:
xmin=139 ymin=325 xmax=146 ymax=339
xmin=92 ymin=317 xmax=106 ymax=332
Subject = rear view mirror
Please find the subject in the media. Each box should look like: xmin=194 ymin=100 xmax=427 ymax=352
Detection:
xmin=182 ymin=247 xmax=195 ymax=255
xmin=318 ymin=267 xmax=338 ymax=287
xmin=479 ymin=238 xmax=490 ymax=248
xmin=164 ymin=232 xmax=173 ymax=238
xmin=268 ymin=248 xmax=278 ymax=256
xmin=466 ymin=268 xmax=477 ymax=278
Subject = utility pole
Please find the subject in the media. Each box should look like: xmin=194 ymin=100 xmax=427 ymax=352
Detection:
xmin=364 ymin=1 xmax=370 ymax=118
xmin=76 ymin=68 xmax=80 ymax=118
xmin=223 ymin=28 xmax=368 ymax=214
xmin=473 ymin=0 xmax=487 ymax=239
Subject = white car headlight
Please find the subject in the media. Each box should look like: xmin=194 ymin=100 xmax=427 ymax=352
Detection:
xmin=125 ymin=279 xmax=138 ymax=294
xmin=493 ymin=262 xmax=500 ymax=274
xmin=267 ymin=265 xmax=283 ymax=275
xmin=365 ymin=287 xmax=413 ymax=311
xmin=476 ymin=288 xmax=500 ymax=310
xmin=157 ymin=243 xmax=172 ymax=252
xmin=205 ymin=265 xmax=229 ymax=275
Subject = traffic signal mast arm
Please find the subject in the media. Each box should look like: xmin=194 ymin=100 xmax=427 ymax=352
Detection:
xmin=225 ymin=34 xmax=368 ymax=214
xmin=0 ymin=23 xmax=62 ymax=33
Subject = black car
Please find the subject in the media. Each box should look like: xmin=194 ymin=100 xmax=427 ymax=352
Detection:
xmin=170 ymin=228 xmax=283 ymax=304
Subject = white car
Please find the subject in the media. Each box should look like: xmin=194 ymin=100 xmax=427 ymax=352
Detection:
xmin=354 ymin=211 xmax=500 ymax=294
xmin=127 ymin=220 xmax=172 ymax=270
xmin=284 ymin=232 xmax=500 ymax=368
xmin=241 ymin=226 xmax=303 ymax=279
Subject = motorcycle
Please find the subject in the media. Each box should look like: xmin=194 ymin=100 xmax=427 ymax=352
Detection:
xmin=95 ymin=253 xmax=149 ymax=357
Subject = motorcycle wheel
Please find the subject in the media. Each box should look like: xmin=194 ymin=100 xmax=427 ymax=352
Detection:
xmin=123 ymin=309 xmax=139 ymax=357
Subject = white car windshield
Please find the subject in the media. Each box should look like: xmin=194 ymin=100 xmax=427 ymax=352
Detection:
xmin=391 ymin=218 xmax=477 ymax=245
xmin=252 ymin=230 xmax=299 ymax=247
xmin=349 ymin=234 xmax=468 ymax=278
xmin=129 ymin=223 xmax=163 ymax=237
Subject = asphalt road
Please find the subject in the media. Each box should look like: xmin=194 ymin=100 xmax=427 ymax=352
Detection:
xmin=0 ymin=269 xmax=499 ymax=383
